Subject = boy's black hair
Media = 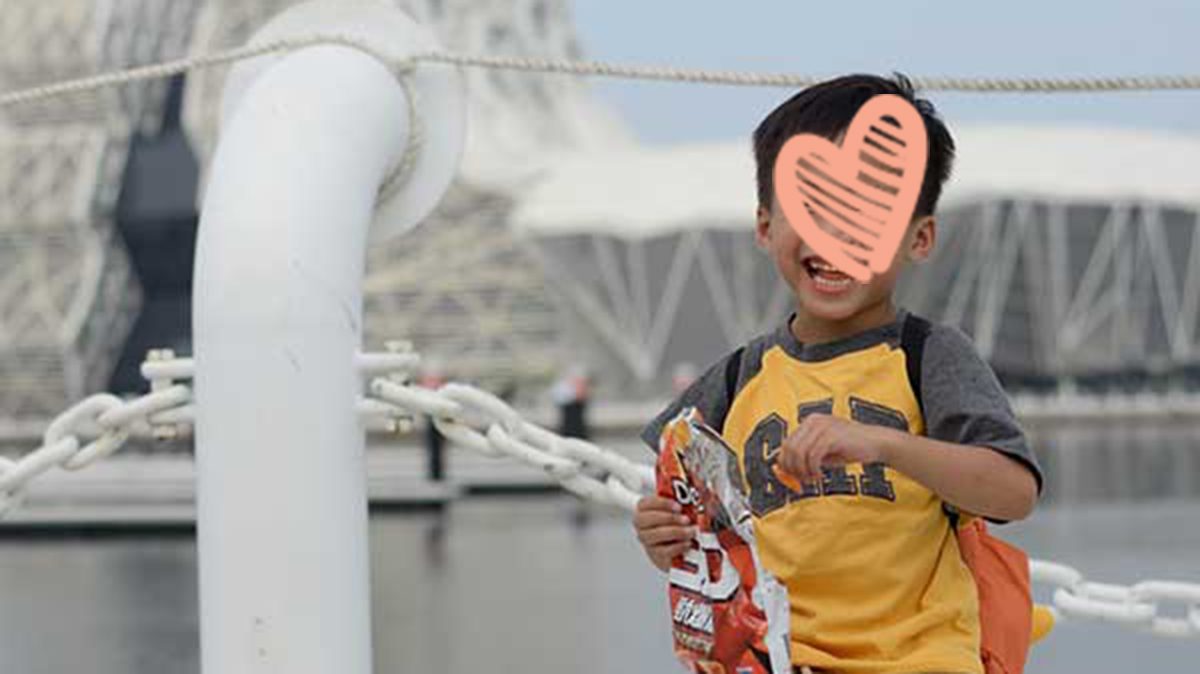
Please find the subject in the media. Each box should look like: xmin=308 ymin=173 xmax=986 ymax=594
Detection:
xmin=753 ymin=73 xmax=955 ymax=219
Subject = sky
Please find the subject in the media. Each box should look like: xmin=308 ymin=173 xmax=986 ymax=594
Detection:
xmin=571 ymin=0 xmax=1200 ymax=145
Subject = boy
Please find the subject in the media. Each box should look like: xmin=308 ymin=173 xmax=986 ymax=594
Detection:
xmin=634 ymin=74 xmax=1043 ymax=674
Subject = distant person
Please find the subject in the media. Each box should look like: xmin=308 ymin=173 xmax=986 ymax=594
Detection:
xmin=419 ymin=361 xmax=447 ymax=482
xmin=551 ymin=364 xmax=591 ymax=440
xmin=633 ymin=74 xmax=1042 ymax=674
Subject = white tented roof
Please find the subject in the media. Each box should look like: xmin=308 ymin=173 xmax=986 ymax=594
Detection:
xmin=511 ymin=125 xmax=1200 ymax=238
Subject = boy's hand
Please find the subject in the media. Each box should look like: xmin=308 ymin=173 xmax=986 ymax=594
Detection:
xmin=777 ymin=414 xmax=889 ymax=486
xmin=632 ymin=496 xmax=696 ymax=572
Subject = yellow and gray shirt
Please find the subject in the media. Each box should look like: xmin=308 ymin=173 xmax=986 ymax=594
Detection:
xmin=641 ymin=309 xmax=1043 ymax=674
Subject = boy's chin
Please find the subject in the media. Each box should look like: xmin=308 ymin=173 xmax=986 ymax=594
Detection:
xmin=796 ymin=288 xmax=871 ymax=322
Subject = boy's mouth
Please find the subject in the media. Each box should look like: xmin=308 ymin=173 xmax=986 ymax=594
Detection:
xmin=801 ymin=255 xmax=854 ymax=292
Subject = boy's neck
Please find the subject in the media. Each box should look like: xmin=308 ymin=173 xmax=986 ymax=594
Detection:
xmin=789 ymin=299 xmax=898 ymax=345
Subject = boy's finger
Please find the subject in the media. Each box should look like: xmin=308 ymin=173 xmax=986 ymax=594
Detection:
xmin=783 ymin=439 xmax=812 ymax=484
xmin=806 ymin=445 xmax=824 ymax=479
xmin=777 ymin=445 xmax=798 ymax=482
xmin=655 ymin=541 xmax=693 ymax=562
xmin=809 ymin=424 xmax=839 ymax=477
xmin=638 ymin=525 xmax=696 ymax=546
xmin=786 ymin=423 xmax=819 ymax=479
xmin=652 ymin=539 xmax=694 ymax=556
xmin=805 ymin=431 xmax=830 ymax=478
xmin=782 ymin=446 xmax=801 ymax=482
xmin=633 ymin=510 xmax=690 ymax=530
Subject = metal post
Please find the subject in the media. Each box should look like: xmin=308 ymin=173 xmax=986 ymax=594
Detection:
xmin=191 ymin=2 xmax=464 ymax=671
xmin=194 ymin=43 xmax=407 ymax=673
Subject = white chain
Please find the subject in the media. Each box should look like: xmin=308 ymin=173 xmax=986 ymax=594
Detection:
xmin=0 ymin=385 xmax=192 ymax=517
xmin=86 ymin=345 xmax=655 ymax=509
xmin=1031 ymin=560 xmax=1200 ymax=638
xmin=367 ymin=377 xmax=653 ymax=510
xmin=4 ymin=347 xmax=1199 ymax=640
xmin=356 ymin=351 xmax=1200 ymax=639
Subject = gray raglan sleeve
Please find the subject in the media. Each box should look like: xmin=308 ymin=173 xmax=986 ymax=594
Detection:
xmin=639 ymin=350 xmax=739 ymax=455
xmin=921 ymin=325 xmax=1044 ymax=498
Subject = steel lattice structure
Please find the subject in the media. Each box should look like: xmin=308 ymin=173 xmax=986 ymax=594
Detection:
xmin=528 ymin=198 xmax=1200 ymax=392
xmin=902 ymin=198 xmax=1200 ymax=383
xmin=534 ymin=228 xmax=791 ymax=390
xmin=0 ymin=0 xmax=634 ymax=425
xmin=363 ymin=184 xmax=563 ymax=385
xmin=0 ymin=0 xmax=197 ymax=422
xmin=9 ymin=0 xmax=1199 ymax=417
xmin=183 ymin=0 xmax=632 ymax=185
xmin=0 ymin=0 xmax=195 ymax=131
xmin=181 ymin=0 xmax=633 ymax=386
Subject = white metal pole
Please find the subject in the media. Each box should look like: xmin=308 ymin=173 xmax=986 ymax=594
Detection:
xmin=193 ymin=45 xmax=408 ymax=673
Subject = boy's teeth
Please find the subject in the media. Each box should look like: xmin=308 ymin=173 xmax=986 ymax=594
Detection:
xmin=813 ymin=275 xmax=851 ymax=288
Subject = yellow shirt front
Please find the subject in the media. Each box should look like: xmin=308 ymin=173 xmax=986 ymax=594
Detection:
xmin=722 ymin=341 xmax=981 ymax=674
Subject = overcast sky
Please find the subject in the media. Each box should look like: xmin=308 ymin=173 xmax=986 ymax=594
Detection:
xmin=571 ymin=0 xmax=1200 ymax=145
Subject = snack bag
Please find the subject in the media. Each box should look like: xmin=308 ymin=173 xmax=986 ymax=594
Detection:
xmin=657 ymin=408 xmax=791 ymax=674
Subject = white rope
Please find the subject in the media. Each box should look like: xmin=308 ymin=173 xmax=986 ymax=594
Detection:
xmin=0 ymin=34 xmax=394 ymax=108
xmin=0 ymin=34 xmax=420 ymax=199
xmin=1 ymin=33 xmax=1198 ymax=113
xmin=411 ymin=51 xmax=1200 ymax=93
xmin=3 ymin=33 xmax=1195 ymax=202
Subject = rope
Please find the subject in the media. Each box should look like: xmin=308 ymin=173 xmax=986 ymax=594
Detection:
xmin=0 ymin=34 xmax=394 ymax=108
xmin=3 ymin=33 xmax=1197 ymax=199
xmin=1 ymin=32 xmax=1199 ymax=111
xmin=411 ymin=52 xmax=1200 ymax=92
xmin=0 ymin=34 xmax=422 ymax=199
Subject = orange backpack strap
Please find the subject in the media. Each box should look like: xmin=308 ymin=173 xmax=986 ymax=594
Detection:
xmin=957 ymin=518 xmax=1034 ymax=674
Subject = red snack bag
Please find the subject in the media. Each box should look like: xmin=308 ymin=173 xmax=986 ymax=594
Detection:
xmin=656 ymin=408 xmax=791 ymax=674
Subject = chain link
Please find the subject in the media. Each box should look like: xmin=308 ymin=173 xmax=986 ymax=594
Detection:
xmin=1031 ymin=560 xmax=1200 ymax=638
xmin=0 ymin=384 xmax=194 ymax=517
xmin=3 ymin=346 xmax=1198 ymax=640
xmin=362 ymin=352 xmax=1200 ymax=638
xmin=368 ymin=376 xmax=645 ymax=509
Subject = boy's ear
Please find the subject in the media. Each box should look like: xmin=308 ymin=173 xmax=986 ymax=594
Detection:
xmin=905 ymin=215 xmax=937 ymax=263
xmin=755 ymin=205 xmax=772 ymax=249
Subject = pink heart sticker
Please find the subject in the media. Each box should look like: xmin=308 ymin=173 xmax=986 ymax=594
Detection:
xmin=772 ymin=94 xmax=928 ymax=283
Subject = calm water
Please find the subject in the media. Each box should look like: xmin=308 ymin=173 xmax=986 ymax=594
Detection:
xmin=0 ymin=496 xmax=1198 ymax=674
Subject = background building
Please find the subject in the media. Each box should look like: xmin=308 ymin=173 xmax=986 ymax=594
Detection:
xmin=5 ymin=0 xmax=1200 ymax=430
xmin=0 ymin=0 xmax=632 ymax=432
xmin=515 ymin=127 xmax=1200 ymax=394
